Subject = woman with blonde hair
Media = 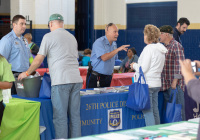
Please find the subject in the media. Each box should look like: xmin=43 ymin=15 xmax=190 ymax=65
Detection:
xmin=130 ymin=24 xmax=168 ymax=126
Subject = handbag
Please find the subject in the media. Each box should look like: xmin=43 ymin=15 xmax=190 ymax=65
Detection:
xmin=126 ymin=67 xmax=150 ymax=111
xmin=39 ymin=73 xmax=51 ymax=99
xmin=164 ymin=89 xmax=182 ymax=123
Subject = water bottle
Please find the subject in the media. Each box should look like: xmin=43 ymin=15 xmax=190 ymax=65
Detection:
xmin=132 ymin=77 xmax=134 ymax=83
xmin=2 ymin=90 xmax=9 ymax=103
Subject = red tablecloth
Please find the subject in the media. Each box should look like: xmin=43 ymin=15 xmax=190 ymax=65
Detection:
xmin=79 ymin=68 xmax=88 ymax=76
xmin=36 ymin=68 xmax=49 ymax=76
xmin=110 ymin=73 xmax=133 ymax=87
xmin=36 ymin=68 xmax=87 ymax=76
xmin=82 ymin=73 xmax=134 ymax=89
xmin=36 ymin=68 xmax=133 ymax=89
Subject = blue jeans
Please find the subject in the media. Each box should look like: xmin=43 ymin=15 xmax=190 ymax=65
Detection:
xmin=51 ymin=83 xmax=82 ymax=139
xmin=163 ymin=86 xmax=186 ymax=121
xmin=142 ymin=87 xmax=160 ymax=126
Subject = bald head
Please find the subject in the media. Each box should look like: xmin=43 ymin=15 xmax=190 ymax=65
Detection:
xmin=105 ymin=23 xmax=119 ymax=45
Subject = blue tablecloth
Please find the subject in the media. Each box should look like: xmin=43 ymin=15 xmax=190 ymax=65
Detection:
xmin=13 ymin=91 xmax=164 ymax=140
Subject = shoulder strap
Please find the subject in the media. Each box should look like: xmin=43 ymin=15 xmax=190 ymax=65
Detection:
xmin=138 ymin=67 xmax=146 ymax=84
xmin=30 ymin=43 xmax=36 ymax=50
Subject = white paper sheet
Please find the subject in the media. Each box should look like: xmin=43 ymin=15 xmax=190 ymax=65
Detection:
xmin=96 ymin=133 xmax=139 ymax=140
xmin=159 ymin=122 xmax=198 ymax=131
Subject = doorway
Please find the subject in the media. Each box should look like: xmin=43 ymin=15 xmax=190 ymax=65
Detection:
xmin=75 ymin=0 xmax=94 ymax=50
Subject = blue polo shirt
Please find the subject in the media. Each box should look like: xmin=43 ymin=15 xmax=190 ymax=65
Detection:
xmin=0 ymin=30 xmax=31 ymax=72
xmin=91 ymin=36 xmax=118 ymax=75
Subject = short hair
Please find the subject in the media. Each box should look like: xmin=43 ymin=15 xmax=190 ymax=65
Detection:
xmin=106 ymin=23 xmax=114 ymax=31
xmin=177 ymin=17 xmax=190 ymax=26
xmin=83 ymin=49 xmax=91 ymax=55
xmin=144 ymin=24 xmax=160 ymax=43
xmin=129 ymin=47 xmax=137 ymax=55
xmin=24 ymin=33 xmax=32 ymax=41
xmin=12 ymin=15 xmax=25 ymax=24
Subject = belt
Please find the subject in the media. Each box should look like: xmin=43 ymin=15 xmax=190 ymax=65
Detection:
xmin=91 ymin=71 xmax=111 ymax=77
xmin=91 ymin=71 xmax=99 ymax=76
xmin=12 ymin=71 xmax=22 ymax=74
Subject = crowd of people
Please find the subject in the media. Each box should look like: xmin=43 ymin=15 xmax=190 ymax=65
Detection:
xmin=0 ymin=13 xmax=200 ymax=139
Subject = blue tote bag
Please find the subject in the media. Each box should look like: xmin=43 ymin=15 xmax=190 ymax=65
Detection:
xmin=126 ymin=67 xmax=150 ymax=111
xmin=165 ymin=89 xmax=182 ymax=123
xmin=39 ymin=73 xmax=51 ymax=99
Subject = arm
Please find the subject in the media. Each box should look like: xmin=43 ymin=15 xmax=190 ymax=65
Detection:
xmin=133 ymin=55 xmax=139 ymax=63
xmin=0 ymin=57 xmax=15 ymax=89
xmin=101 ymin=45 xmax=130 ymax=61
xmin=180 ymin=59 xmax=196 ymax=85
xmin=119 ymin=67 xmax=123 ymax=73
xmin=187 ymin=79 xmax=200 ymax=103
xmin=171 ymin=43 xmax=185 ymax=89
xmin=180 ymin=59 xmax=200 ymax=103
xmin=0 ymin=82 xmax=12 ymax=89
xmin=18 ymin=54 xmax=45 ymax=80
xmin=129 ymin=55 xmax=138 ymax=71
xmin=0 ymin=38 xmax=12 ymax=60
xmin=128 ymin=69 xmax=134 ymax=72
xmin=119 ymin=57 xmax=127 ymax=72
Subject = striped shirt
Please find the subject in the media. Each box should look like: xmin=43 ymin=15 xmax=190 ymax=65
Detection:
xmin=161 ymin=38 xmax=185 ymax=91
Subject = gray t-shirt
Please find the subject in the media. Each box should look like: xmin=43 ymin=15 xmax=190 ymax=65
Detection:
xmin=38 ymin=28 xmax=83 ymax=86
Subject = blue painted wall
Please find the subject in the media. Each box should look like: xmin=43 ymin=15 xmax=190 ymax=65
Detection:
xmin=181 ymin=30 xmax=200 ymax=61
xmin=94 ymin=29 xmax=200 ymax=61
xmin=24 ymin=29 xmax=75 ymax=68
xmin=29 ymin=1 xmax=200 ymax=68
xmin=25 ymin=29 xmax=75 ymax=46
xmin=127 ymin=2 xmax=177 ymax=29
xmin=29 ymin=29 xmax=200 ymax=68
xmin=92 ymin=2 xmax=178 ymax=60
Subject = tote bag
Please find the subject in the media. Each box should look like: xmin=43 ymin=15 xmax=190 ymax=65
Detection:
xmin=165 ymin=89 xmax=182 ymax=123
xmin=126 ymin=67 xmax=150 ymax=111
xmin=39 ymin=73 xmax=51 ymax=99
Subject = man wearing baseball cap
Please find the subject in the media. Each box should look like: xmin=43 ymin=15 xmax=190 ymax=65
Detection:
xmin=18 ymin=13 xmax=83 ymax=139
xmin=159 ymin=25 xmax=186 ymax=121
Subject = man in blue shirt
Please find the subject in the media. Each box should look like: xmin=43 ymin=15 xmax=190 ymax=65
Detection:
xmin=173 ymin=17 xmax=190 ymax=44
xmin=87 ymin=23 xmax=129 ymax=88
xmin=0 ymin=15 xmax=31 ymax=94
